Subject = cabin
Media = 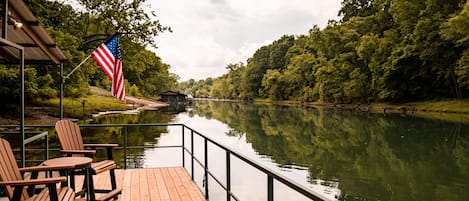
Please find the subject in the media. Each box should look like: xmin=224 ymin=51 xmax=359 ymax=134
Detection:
xmin=159 ymin=90 xmax=188 ymax=105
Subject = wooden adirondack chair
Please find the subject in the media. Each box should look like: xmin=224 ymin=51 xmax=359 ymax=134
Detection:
xmin=0 ymin=137 xmax=75 ymax=201
xmin=55 ymin=120 xmax=122 ymax=201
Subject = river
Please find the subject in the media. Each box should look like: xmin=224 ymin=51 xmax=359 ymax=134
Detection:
xmin=35 ymin=101 xmax=469 ymax=201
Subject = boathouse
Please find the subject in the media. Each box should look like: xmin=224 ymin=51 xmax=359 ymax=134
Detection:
xmin=159 ymin=90 xmax=188 ymax=105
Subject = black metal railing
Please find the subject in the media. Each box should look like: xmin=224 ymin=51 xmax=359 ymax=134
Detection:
xmin=182 ymin=125 xmax=331 ymax=201
xmin=0 ymin=123 xmax=331 ymax=201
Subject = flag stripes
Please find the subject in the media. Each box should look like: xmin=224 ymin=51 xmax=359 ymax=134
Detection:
xmin=112 ymin=60 xmax=125 ymax=100
xmin=92 ymin=44 xmax=115 ymax=80
xmin=92 ymin=33 xmax=125 ymax=101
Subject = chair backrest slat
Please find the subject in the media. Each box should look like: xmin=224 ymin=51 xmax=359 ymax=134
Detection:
xmin=0 ymin=138 xmax=29 ymax=201
xmin=55 ymin=120 xmax=85 ymax=151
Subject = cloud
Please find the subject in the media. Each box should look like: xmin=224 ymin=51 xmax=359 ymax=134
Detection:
xmin=150 ymin=0 xmax=342 ymax=81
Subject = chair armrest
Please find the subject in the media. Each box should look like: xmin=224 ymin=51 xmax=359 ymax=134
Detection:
xmin=19 ymin=164 xmax=75 ymax=173
xmin=84 ymin=144 xmax=117 ymax=160
xmin=83 ymin=143 xmax=118 ymax=148
xmin=0 ymin=177 xmax=67 ymax=187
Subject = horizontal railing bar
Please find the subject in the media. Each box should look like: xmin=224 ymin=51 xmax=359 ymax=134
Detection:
xmin=207 ymin=171 xmax=227 ymax=191
xmin=113 ymin=145 xmax=182 ymax=149
xmin=79 ymin=123 xmax=184 ymax=127
xmin=1 ymin=123 xmax=185 ymax=128
xmin=193 ymin=155 xmax=205 ymax=169
xmin=13 ymin=145 xmax=182 ymax=152
xmin=183 ymin=125 xmax=330 ymax=201
xmin=0 ymin=131 xmax=48 ymax=134
xmin=184 ymin=144 xmax=240 ymax=201
xmin=13 ymin=148 xmax=58 ymax=152
xmin=23 ymin=160 xmax=44 ymax=163
xmin=0 ymin=125 xmax=54 ymax=128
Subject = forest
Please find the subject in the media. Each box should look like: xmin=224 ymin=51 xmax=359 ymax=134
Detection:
xmin=179 ymin=0 xmax=469 ymax=104
xmin=0 ymin=0 xmax=178 ymax=103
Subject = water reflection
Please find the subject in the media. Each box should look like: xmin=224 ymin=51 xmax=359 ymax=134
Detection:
xmin=5 ymin=100 xmax=468 ymax=201
xmin=159 ymin=104 xmax=187 ymax=114
xmin=84 ymin=109 xmax=177 ymax=168
xmin=186 ymin=101 xmax=469 ymax=201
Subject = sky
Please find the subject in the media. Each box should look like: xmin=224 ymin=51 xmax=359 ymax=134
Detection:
xmin=148 ymin=0 xmax=343 ymax=81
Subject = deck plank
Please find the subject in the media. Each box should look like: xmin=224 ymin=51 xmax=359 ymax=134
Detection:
xmin=168 ymin=168 xmax=192 ymax=201
xmin=174 ymin=167 xmax=206 ymax=201
xmin=121 ymin=168 xmax=132 ymax=201
xmin=130 ymin=169 xmax=141 ymax=201
xmin=154 ymin=168 xmax=171 ymax=201
xmin=145 ymin=168 xmax=161 ymax=201
xmin=61 ymin=167 xmax=205 ymax=201
xmin=161 ymin=168 xmax=182 ymax=201
xmin=139 ymin=169 xmax=151 ymax=201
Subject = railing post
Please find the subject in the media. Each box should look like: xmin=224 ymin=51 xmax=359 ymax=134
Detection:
xmin=2 ymin=0 xmax=8 ymax=39
xmin=46 ymin=132 xmax=49 ymax=160
xmin=60 ymin=63 xmax=64 ymax=119
xmin=204 ymin=138 xmax=209 ymax=200
xmin=182 ymin=125 xmax=185 ymax=168
xmin=124 ymin=126 xmax=128 ymax=169
xmin=20 ymin=48 xmax=25 ymax=168
xmin=268 ymin=175 xmax=274 ymax=201
xmin=191 ymin=129 xmax=194 ymax=180
xmin=226 ymin=150 xmax=231 ymax=201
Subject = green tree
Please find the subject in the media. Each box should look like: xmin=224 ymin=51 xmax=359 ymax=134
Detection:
xmin=442 ymin=1 xmax=469 ymax=93
xmin=339 ymin=0 xmax=376 ymax=22
xmin=21 ymin=0 xmax=177 ymax=102
xmin=241 ymin=46 xmax=270 ymax=100
xmin=184 ymin=0 xmax=468 ymax=104
xmin=261 ymin=69 xmax=285 ymax=100
xmin=75 ymin=0 xmax=171 ymax=47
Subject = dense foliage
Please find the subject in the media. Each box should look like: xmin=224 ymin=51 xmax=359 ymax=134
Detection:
xmin=184 ymin=0 xmax=469 ymax=103
xmin=0 ymin=0 xmax=177 ymax=103
xmin=178 ymin=78 xmax=214 ymax=98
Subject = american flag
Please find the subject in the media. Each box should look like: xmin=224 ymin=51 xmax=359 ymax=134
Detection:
xmin=92 ymin=34 xmax=125 ymax=101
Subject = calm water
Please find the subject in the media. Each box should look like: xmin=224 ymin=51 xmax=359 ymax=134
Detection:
xmin=7 ymin=101 xmax=469 ymax=201
xmin=179 ymin=101 xmax=469 ymax=201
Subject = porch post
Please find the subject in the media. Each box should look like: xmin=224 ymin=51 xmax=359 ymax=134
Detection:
xmin=60 ymin=63 xmax=64 ymax=119
xmin=20 ymin=48 xmax=25 ymax=167
xmin=2 ymin=0 xmax=8 ymax=39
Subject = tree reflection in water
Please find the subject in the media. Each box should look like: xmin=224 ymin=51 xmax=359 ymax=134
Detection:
xmin=187 ymin=101 xmax=469 ymax=201
xmin=8 ymin=101 xmax=468 ymax=200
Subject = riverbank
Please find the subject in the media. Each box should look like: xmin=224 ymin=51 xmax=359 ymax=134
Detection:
xmin=254 ymin=99 xmax=469 ymax=114
xmin=2 ymin=92 xmax=469 ymax=125
xmin=252 ymin=98 xmax=469 ymax=124
xmin=0 ymin=87 xmax=168 ymax=125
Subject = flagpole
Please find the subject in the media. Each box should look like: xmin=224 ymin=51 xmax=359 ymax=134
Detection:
xmin=64 ymin=33 xmax=116 ymax=80
xmin=60 ymin=33 xmax=122 ymax=118
xmin=64 ymin=54 xmax=92 ymax=80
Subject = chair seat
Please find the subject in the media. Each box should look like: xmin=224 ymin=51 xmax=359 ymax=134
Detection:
xmin=91 ymin=160 xmax=117 ymax=174
xmin=27 ymin=187 xmax=75 ymax=201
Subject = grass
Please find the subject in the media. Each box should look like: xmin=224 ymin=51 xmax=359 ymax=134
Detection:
xmin=254 ymin=98 xmax=469 ymax=123
xmin=255 ymin=98 xmax=469 ymax=113
xmin=411 ymin=112 xmax=469 ymax=124
xmin=43 ymin=95 xmax=132 ymax=119
xmin=406 ymin=99 xmax=469 ymax=113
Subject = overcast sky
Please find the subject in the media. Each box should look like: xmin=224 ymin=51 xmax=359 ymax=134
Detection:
xmin=148 ymin=0 xmax=342 ymax=81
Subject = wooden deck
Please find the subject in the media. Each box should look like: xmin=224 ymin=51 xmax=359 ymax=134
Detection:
xmin=78 ymin=167 xmax=206 ymax=201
